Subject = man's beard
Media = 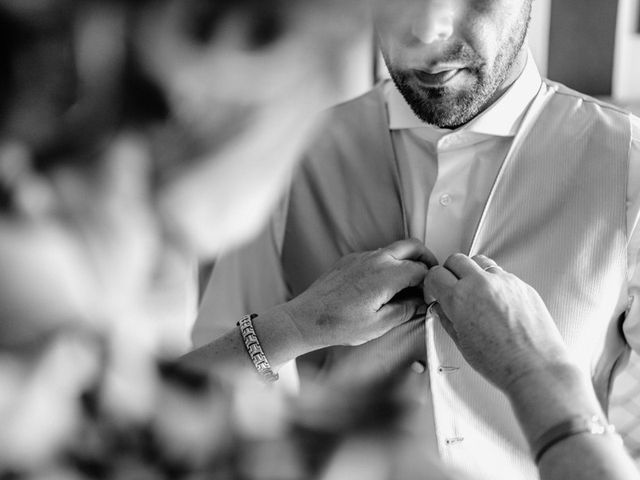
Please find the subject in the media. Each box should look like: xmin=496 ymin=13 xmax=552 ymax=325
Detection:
xmin=384 ymin=8 xmax=531 ymax=129
xmin=390 ymin=66 xmax=489 ymax=128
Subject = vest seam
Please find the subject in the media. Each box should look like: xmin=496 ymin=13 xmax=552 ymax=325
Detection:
xmin=624 ymin=114 xmax=633 ymax=293
xmin=542 ymin=79 xmax=631 ymax=117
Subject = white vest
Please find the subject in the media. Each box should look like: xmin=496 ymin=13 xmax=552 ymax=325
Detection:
xmin=281 ymin=82 xmax=632 ymax=479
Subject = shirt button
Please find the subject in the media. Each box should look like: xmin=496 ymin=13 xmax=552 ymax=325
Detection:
xmin=439 ymin=194 xmax=452 ymax=206
xmin=411 ymin=361 xmax=427 ymax=374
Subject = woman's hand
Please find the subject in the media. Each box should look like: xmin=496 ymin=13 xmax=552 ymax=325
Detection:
xmin=424 ymin=253 xmax=569 ymax=392
xmin=283 ymin=239 xmax=437 ymax=349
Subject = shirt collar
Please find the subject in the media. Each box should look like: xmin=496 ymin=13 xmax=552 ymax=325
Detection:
xmin=386 ymin=50 xmax=542 ymax=138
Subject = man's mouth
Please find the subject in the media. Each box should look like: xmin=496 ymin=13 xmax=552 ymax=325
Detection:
xmin=413 ymin=67 xmax=463 ymax=86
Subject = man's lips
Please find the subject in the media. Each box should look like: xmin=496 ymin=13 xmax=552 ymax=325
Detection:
xmin=413 ymin=68 xmax=464 ymax=86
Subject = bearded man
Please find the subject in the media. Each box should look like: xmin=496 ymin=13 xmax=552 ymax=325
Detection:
xmin=193 ymin=1 xmax=640 ymax=478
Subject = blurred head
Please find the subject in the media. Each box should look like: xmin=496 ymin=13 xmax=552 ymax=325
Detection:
xmin=1 ymin=0 xmax=367 ymax=254
xmin=375 ymin=0 xmax=533 ymax=128
xmin=140 ymin=0 xmax=366 ymax=257
xmin=0 ymin=0 xmax=368 ymax=344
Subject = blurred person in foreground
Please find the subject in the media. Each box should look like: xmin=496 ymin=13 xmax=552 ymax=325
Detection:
xmin=0 ymin=0 xmax=445 ymax=477
xmin=194 ymin=0 xmax=640 ymax=478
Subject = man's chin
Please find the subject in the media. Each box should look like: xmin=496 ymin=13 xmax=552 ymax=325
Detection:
xmin=417 ymin=110 xmax=472 ymax=129
xmin=400 ymin=89 xmax=477 ymax=128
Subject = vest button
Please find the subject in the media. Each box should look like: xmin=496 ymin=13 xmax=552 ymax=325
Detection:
xmin=411 ymin=361 xmax=427 ymax=374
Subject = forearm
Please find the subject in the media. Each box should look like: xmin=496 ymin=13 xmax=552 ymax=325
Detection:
xmin=181 ymin=240 xmax=433 ymax=377
xmin=505 ymin=363 xmax=640 ymax=480
xmin=180 ymin=305 xmax=314 ymax=376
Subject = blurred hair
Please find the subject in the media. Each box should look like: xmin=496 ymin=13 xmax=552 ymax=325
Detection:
xmin=0 ymin=1 xmax=160 ymax=174
xmin=0 ymin=0 xmax=331 ymax=175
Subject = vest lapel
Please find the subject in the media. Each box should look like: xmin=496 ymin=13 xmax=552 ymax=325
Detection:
xmin=466 ymin=82 xmax=630 ymax=401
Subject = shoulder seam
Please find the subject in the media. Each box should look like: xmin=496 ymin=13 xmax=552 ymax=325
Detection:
xmin=543 ymin=79 xmax=630 ymax=116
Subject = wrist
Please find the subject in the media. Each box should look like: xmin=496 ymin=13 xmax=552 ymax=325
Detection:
xmin=277 ymin=298 xmax=325 ymax=351
xmin=505 ymin=360 xmax=605 ymax=447
xmin=261 ymin=302 xmax=322 ymax=356
xmin=533 ymin=414 xmax=618 ymax=464
xmin=502 ymin=356 xmax=577 ymax=398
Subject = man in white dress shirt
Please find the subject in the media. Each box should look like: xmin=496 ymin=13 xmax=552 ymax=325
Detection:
xmin=194 ymin=0 xmax=640 ymax=478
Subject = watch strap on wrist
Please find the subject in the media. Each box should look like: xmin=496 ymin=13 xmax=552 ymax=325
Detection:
xmin=533 ymin=414 xmax=619 ymax=463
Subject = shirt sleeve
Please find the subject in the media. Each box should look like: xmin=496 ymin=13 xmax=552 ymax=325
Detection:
xmin=191 ymin=192 xmax=291 ymax=349
xmin=622 ymin=114 xmax=640 ymax=352
xmin=190 ymin=193 xmax=301 ymax=390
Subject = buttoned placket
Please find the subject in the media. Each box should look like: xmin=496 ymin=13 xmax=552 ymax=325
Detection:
xmin=422 ymin=131 xmax=503 ymax=454
xmin=425 ymin=132 xmax=480 ymax=262
xmin=385 ymin=54 xmax=546 ymax=476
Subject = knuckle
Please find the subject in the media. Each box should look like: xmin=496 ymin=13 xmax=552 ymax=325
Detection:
xmin=471 ymin=254 xmax=487 ymax=267
xmin=479 ymin=278 xmax=500 ymax=298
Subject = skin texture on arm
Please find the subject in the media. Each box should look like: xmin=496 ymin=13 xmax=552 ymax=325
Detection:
xmin=424 ymin=253 xmax=640 ymax=480
xmin=180 ymin=239 xmax=436 ymax=376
